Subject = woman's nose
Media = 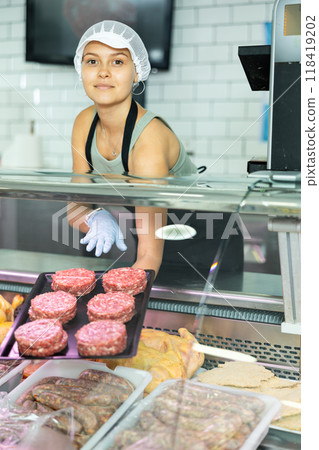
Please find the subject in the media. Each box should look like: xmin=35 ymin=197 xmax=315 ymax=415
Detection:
xmin=98 ymin=64 xmax=110 ymax=78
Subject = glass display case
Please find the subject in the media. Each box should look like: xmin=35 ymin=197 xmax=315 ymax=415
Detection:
xmin=0 ymin=169 xmax=301 ymax=447
xmin=0 ymin=169 xmax=300 ymax=370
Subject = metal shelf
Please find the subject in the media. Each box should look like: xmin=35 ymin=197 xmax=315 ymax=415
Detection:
xmin=0 ymin=170 xmax=300 ymax=216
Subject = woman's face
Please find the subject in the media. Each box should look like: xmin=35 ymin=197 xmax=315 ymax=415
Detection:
xmin=81 ymin=41 xmax=138 ymax=105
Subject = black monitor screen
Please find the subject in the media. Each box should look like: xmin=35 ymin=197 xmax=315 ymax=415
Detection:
xmin=26 ymin=0 xmax=174 ymax=70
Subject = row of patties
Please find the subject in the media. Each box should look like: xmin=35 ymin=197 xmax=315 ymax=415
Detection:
xmin=14 ymin=267 xmax=147 ymax=357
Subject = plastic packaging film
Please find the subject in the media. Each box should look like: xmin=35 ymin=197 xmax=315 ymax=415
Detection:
xmin=0 ymin=391 xmax=76 ymax=450
xmin=8 ymin=360 xmax=152 ymax=449
xmin=97 ymin=379 xmax=281 ymax=449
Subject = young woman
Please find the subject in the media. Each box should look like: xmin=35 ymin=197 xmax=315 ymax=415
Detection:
xmin=68 ymin=20 xmax=197 ymax=276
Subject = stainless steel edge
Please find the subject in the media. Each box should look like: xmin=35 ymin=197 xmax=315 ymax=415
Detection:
xmin=150 ymin=286 xmax=284 ymax=312
xmin=0 ymin=270 xmax=39 ymax=284
xmin=0 ymin=270 xmax=283 ymax=312
xmin=0 ymin=171 xmax=300 ymax=216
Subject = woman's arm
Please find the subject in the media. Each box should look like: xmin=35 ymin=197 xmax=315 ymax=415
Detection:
xmin=68 ymin=108 xmax=95 ymax=234
xmin=132 ymin=205 xmax=167 ymax=275
xmin=69 ymin=107 xmax=128 ymax=256
xmin=129 ymin=118 xmax=176 ymax=276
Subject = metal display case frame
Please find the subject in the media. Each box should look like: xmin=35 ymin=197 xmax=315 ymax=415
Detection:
xmin=0 ymin=170 xmax=301 ymax=447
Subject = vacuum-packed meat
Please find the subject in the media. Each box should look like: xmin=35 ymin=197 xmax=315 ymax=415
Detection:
xmin=34 ymin=391 xmax=98 ymax=434
xmin=78 ymin=368 xmax=135 ymax=393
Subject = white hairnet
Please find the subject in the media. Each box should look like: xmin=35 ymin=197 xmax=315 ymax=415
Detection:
xmin=74 ymin=20 xmax=151 ymax=82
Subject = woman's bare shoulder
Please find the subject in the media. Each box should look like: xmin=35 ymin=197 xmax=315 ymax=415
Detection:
xmin=129 ymin=114 xmax=180 ymax=177
xmin=73 ymin=105 xmax=96 ymax=132
xmin=136 ymin=115 xmax=179 ymax=158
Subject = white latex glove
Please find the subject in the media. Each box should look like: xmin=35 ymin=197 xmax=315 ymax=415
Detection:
xmin=80 ymin=209 xmax=127 ymax=257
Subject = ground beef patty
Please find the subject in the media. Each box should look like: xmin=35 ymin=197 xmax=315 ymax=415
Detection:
xmin=51 ymin=268 xmax=96 ymax=296
xmin=29 ymin=291 xmax=77 ymax=324
xmin=102 ymin=268 xmax=147 ymax=296
xmin=75 ymin=320 xmax=127 ymax=357
xmin=14 ymin=319 xmax=68 ymax=356
xmin=87 ymin=292 xmax=135 ymax=323
xmin=18 ymin=330 xmax=68 ymax=357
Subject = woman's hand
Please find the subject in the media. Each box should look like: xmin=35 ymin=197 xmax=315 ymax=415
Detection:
xmin=80 ymin=209 xmax=127 ymax=257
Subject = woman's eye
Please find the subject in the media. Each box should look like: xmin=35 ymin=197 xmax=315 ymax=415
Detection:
xmin=83 ymin=59 xmax=98 ymax=65
xmin=113 ymin=59 xmax=123 ymax=65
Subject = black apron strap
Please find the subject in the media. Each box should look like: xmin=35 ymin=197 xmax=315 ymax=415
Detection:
xmin=121 ymin=98 xmax=138 ymax=173
xmin=197 ymin=165 xmax=207 ymax=174
xmin=85 ymin=112 xmax=99 ymax=172
xmin=84 ymin=99 xmax=138 ymax=174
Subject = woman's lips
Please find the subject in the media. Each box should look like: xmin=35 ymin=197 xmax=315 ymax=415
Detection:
xmin=95 ymin=84 xmax=113 ymax=90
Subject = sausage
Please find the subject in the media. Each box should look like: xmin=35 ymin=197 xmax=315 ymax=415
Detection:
xmin=46 ymin=414 xmax=83 ymax=435
xmin=72 ymin=433 xmax=91 ymax=448
xmin=114 ymin=430 xmax=150 ymax=448
xmin=57 ymin=377 xmax=130 ymax=402
xmin=225 ymin=405 xmax=256 ymax=425
xmin=55 ymin=377 xmax=100 ymax=388
xmin=153 ymin=408 xmax=237 ymax=436
xmin=16 ymin=377 xmax=59 ymax=405
xmin=106 ymin=385 xmax=130 ymax=403
xmin=33 ymin=391 xmax=98 ymax=435
xmin=55 ymin=377 xmax=112 ymax=391
xmin=22 ymin=399 xmax=38 ymax=411
xmin=162 ymin=386 xmax=225 ymax=410
xmin=32 ymin=383 xmax=114 ymax=407
xmin=162 ymin=385 xmax=258 ymax=425
xmin=139 ymin=410 xmax=166 ymax=432
xmin=36 ymin=376 xmax=64 ymax=385
xmin=237 ymin=395 xmax=265 ymax=414
xmin=153 ymin=396 xmax=208 ymax=419
xmin=87 ymin=405 xmax=117 ymax=426
xmin=33 ymin=383 xmax=88 ymax=395
xmin=114 ymin=430 xmax=208 ymax=450
xmin=217 ymin=430 xmax=247 ymax=450
xmin=16 ymin=386 xmax=36 ymax=405
xmin=78 ymin=369 xmax=134 ymax=393
xmin=36 ymin=403 xmax=55 ymax=414
xmin=32 ymin=384 xmax=90 ymax=399
xmin=80 ymin=391 xmax=113 ymax=406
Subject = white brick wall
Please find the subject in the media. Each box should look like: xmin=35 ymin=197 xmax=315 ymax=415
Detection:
xmin=0 ymin=0 xmax=274 ymax=174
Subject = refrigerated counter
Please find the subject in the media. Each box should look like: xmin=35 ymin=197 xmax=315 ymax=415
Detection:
xmin=0 ymin=169 xmax=301 ymax=447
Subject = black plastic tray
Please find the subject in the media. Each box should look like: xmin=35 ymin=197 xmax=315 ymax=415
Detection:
xmin=0 ymin=270 xmax=155 ymax=360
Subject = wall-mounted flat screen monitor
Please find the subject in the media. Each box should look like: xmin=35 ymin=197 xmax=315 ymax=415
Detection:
xmin=26 ymin=0 xmax=174 ymax=70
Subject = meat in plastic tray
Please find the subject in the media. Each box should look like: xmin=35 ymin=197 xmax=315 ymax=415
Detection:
xmin=0 ymin=270 xmax=155 ymax=360
xmin=7 ymin=359 xmax=152 ymax=450
xmin=95 ymin=379 xmax=282 ymax=450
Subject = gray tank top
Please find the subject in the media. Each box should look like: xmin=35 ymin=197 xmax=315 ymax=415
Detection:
xmin=90 ymin=111 xmax=197 ymax=176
